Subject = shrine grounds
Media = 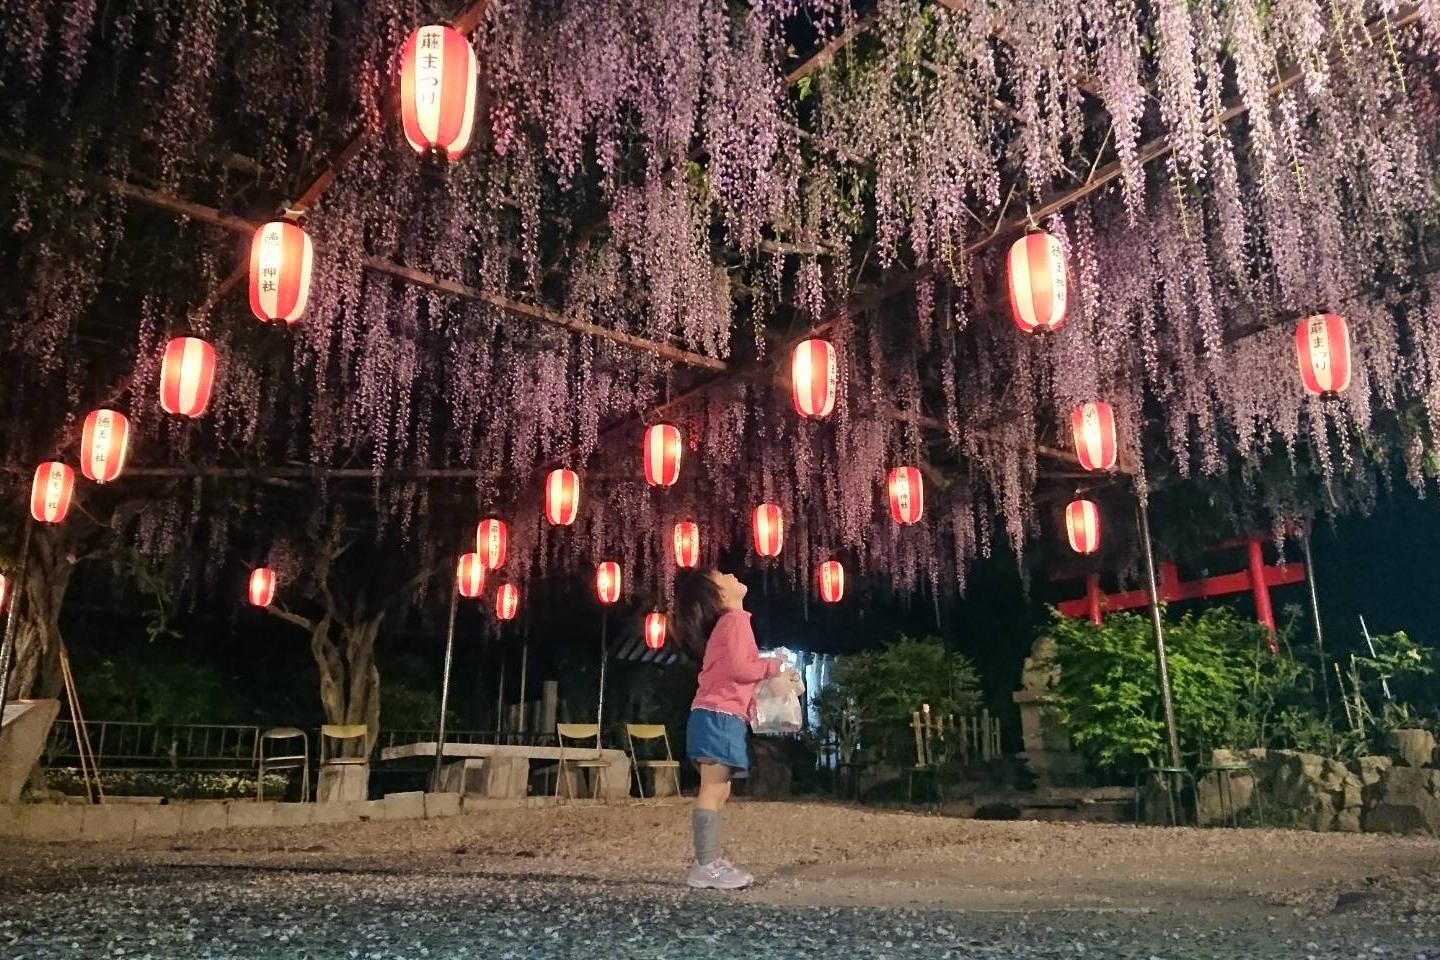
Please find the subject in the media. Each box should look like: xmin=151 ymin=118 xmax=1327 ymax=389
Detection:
xmin=3 ymin=801 xmax=1440 ymax=959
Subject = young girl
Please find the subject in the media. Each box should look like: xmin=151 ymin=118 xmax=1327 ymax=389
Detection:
xmin=673 ymin=567 xmax=800 ymax=890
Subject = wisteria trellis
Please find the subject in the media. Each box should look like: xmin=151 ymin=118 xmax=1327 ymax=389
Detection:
xmin=2 ymin=0 xmax=1440 ymax=608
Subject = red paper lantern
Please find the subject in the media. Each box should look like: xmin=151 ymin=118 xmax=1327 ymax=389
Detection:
xmin=1071 ymin=402 xmax=1117 ymax=472
xmin=248 ymin=567 xmax=276 ymax=607
xmin=1065 ymin=499 xmax=1101 ymax=555
xmin=400 ymin=25 xmax=478 ymax=160
xmin=248 ymin=221 xmax=313 ymax=324
xmin=1295 ymin=313 xmax=1352 ymax=396
xmin=673 ymin=521 xmax=700 ymax=568
xmin=887 ymin=467 xmax=924 ymax=525
xmin=1008 ymin=231 xmax=1069 ymax=333
xmin=791 ymin=339 xmax=838 ymax=419
xmin=819 ymin=560 xmax=845 ymax=603
xmin=545 ymin=469 xmax=580 ymax=526
xmin=0 ymin=574 xmax=8 ymax=610
xmin=159 ymin=337 xmax=217 ymax=418
xmin=596 ymin=561 xmax=622 ymax=605
xmin=496 ymin=583 xmax=520 ymax=621
xmin=456 ymin=552 xmax=486 ymax=599
xmin=753 ymin=503 xmax=784 ymax=558
xmin=31 ymin=462 xmax=74 ymax=523
xmin=475 ymin=518 xmax=508 ymax=569
xmin=80 ymin=408 xmax=130 ymax=483
xmin=643 ymin=424 xmax=683 ymax=487
xmin=644 ymin=611 xmax=667 ymax=651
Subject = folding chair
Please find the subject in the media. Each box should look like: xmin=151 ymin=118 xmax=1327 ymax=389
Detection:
xmin=257 ymin=727 xmax=310 ymax=802
xmin=554 ymin=723 xmax=605 ymax=799
xmin=626 ymin=724 xmax=681 ymax=799
xmin=319 ymin=724 xmax=370 ymax=766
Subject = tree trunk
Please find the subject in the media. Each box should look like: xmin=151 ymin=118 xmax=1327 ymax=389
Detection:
xmin=6 ymin=530 xmax=74 ymax=702
xmin=297 ymin=610 xmax=384 ymax=752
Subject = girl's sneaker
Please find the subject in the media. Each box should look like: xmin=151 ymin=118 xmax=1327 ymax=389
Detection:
xmin=686 ymin=858 xmax=753 ymax=890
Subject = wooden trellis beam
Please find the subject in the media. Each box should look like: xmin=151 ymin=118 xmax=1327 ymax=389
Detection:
xmin=0 ymin=148 xmax=725 ymax=372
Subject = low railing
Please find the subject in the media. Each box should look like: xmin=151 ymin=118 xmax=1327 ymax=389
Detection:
xmin=45 ymin=720 xmax=564 ymax=773
xmin=46 ymin=719 xmax=262 ymax=771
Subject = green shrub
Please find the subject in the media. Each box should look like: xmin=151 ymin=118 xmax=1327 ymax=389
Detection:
xmin=824 ymin=635 xmax=982 ymax=764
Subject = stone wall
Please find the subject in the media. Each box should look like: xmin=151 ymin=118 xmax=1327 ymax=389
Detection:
xmin=0 ymin=792 xmax=634 ymax=844
xmin=1198 ymin=730 xmax=1440 ymax=835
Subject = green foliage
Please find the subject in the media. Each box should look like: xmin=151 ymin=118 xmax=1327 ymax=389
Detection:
xmin=823 ymin=635 xmax=981 ymax=762
xmin=78 ymin=654 xmax=238 ymax=725
xmin=1046 ymin=606 xmax=1276 ymax=772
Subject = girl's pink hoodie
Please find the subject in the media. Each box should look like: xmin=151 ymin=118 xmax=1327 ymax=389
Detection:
xmin=690 ymin=610 xmax=782 ymax=721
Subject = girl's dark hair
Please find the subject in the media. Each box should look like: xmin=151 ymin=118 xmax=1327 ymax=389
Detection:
xmin=672 ymin=567 xmax=724 ymax=664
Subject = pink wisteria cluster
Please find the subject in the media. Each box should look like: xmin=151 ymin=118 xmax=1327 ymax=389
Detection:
xmin=1 ymin=0 xmax=1439 ymax=607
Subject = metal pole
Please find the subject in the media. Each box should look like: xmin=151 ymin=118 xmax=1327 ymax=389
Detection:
xmin=517 ymin=641 xmax=529 ymax=733
xmin=1300 ymin=525 xmax=1332 ymax=717
xmin=597 ymin=608 xmax=608 ymax=749
xmin=1359 ymin=615 xmax=1393 ymax=700
xmin=432 ymin=583 xmax=459 ymax=787
xmin=1136 ymin=497 xmax=1182 ymax=770
xmin=0 ymin=522 xmax=34 ymax=708
xmin=495 ymin=646 xmax=505 ymax=738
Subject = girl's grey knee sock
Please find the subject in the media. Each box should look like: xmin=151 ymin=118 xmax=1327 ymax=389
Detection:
xmin=692 ymin=809 xmax=722 ymax=865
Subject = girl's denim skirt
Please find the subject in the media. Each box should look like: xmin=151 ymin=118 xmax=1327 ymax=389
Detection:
xmin=687 ymin=708 xmax=750 ymax=778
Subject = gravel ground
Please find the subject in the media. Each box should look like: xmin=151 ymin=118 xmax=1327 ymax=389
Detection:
xmin=3 ymin=801 xmax=1439 ymax=959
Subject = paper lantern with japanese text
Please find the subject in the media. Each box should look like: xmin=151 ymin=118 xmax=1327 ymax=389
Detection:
xmin=1295 ymin=314 xmax=1352 ymax=396
xmin=644 ymin=611 xmax=667 ymax=651
xmin=643 ymin=424 xmax=682 ymax=487
xmin=248 ymin=221 xmax=313 ymax=323
xmin=596 ymin=561 xmax=622 ymax=605
xmin=1071 ymin=402 xmax=1117 ymax=472
xmin=753 ymin=503 xmax=784 ymax=558
xmin=544 ymin=469 xmax=580 ymax=526
xmin=496 ymin=583 xmax=520 ymax=621
xmin=1065 ymin=500 xmax=1101 ymax=555
xmin=887 ymin=467 xmax=924 ymax=525
xmin=819 ymin=560 xmax=845 ymax=603
xmin=791 ymin=339 xmax=838 ymax=419
xmin=159 ymin=337 xmax=216 ymax=418
xmin=1008 ymin=231 xmax=1068 ymax=333
xmin=475 ymin=518 xmax=508 ymax=569
xmin=248 ymin=568 xmax=276 ymax=607
xmin=80 ymin=409 xmax=130 ymax=483
xmin=456 ymin=553 xmax=486 ymax=599
xmin=400 ymin=25 xmax=478 ymax=160
xmin=30 ymin=462 xmax=74 ymax=523
xmin=672 ymin=521 xmax=700 ymax=568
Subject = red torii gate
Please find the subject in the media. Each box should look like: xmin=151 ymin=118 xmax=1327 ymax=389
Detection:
xmin=1055 ymin=534 xmax=1306 ymax=653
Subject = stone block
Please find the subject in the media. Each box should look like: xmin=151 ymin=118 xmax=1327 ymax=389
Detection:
xmin=132 ymin=805 xmax=185 ymax=839
xmin=433 ymin=758 xmax=486 ymax=795
xmin=1362 ymin=767 xmax=1440 ymax=834
xmin=318 ymin=763 xmax=369 ymax=803
xmin=309 ymin=799 xmax=362 ymax=824
xmin=0 ymin=804 xmax=22 ymax=839
xmin=0 ymin=700 xmax=61 ymax=805
xmin=481 ymin=756 xmax=530 ymax=798
xmin=81 ymin=804 xmax=139 ymax=842
xmin=227 ymin=801 xmax=279 ymax=831
xmin=1334 ymin=808 xmax=1362 ymax=832
xmin=1388 ymin=729 xmax=1436 ymax=768
xmin=177 ymin=801 xmax=229 ymax=834
xmin=423 ymin=792 xmax=461 ymax=819
xmin=594 ymin=757 xmax=632 ymax=800
xmin=381 ymin=791 xmax=426 ymax=821
xmin=270 ymin=803 xmax=316 ymax=828
xmin=17 ymin=803 xmax=83 ymax=842
xmin=1196 ymin=769 xmax=1255 ymax=826
xmin=1349 ymin=755 xmax=1393 ymax=788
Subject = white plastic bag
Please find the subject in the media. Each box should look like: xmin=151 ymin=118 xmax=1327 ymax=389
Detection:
xmin=752 ymin=675 xmax=803 ymax=736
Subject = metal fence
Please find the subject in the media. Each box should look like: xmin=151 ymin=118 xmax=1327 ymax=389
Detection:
xmin=46 ymin=719 xmax=263 ymax=771
xmin=45 ymin=719 xmax=561 ymax=773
